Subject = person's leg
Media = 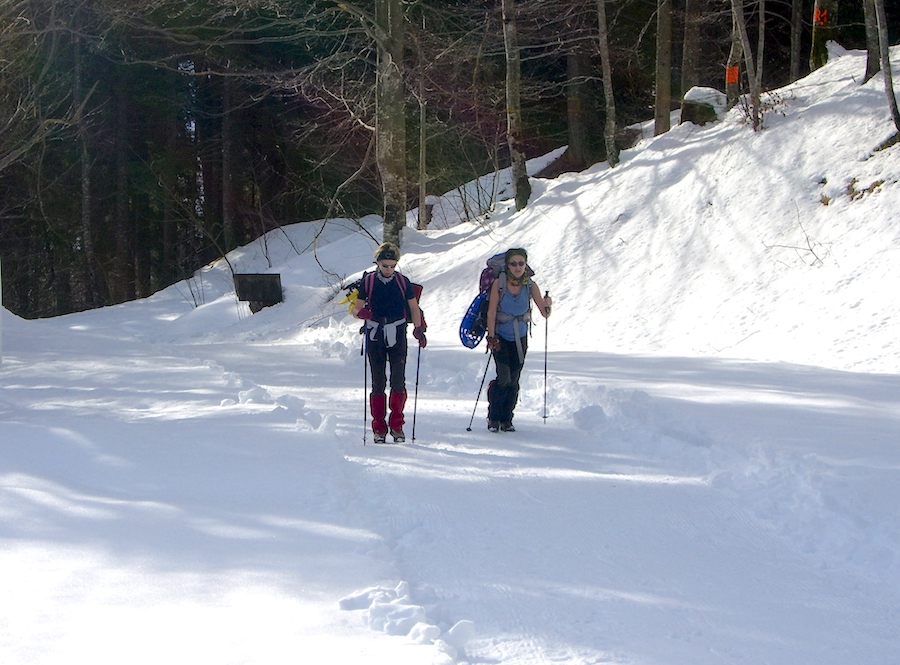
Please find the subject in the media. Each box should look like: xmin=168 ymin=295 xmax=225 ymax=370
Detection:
xmin=501 ymin=337 xmax=528 ymax=430
xmin=387 ymin=336 xmax=408 ymax=441
xmin=388 ymin=390 xmax=407 ymax=441
xmin=368 ymin=342 xmax=388 ymax=439
xmin=487 ymin=341 xmax=516 ymax=430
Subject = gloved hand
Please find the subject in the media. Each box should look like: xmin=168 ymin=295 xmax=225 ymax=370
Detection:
xmin=356 ymin=307 xmax=373 ymax=320
xmin=486 ymin=336 xmax=500 ymax=351
xmin=413 ymin=326 xmax=427 ymax=348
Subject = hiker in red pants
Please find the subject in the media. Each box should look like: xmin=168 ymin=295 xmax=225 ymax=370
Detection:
xmin=351 ymin=242 xmax=426 ymax=443
xmin=484 ymin=248 xmax=551 ymax=432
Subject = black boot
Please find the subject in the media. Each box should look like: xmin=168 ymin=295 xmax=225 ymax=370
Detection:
xmin=500 ymin=384 xmax=519 ymax=432
xmin=486 ymin=380 xmax=503 ymax=432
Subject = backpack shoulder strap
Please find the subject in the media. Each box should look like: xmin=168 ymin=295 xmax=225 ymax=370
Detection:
xmin=394 ymin=271 xmax=409 ymax=295
xmin=393 ymin=271 xmax=415 ymax=321
xmin=365 ymin=270 xmax=411 ymax=300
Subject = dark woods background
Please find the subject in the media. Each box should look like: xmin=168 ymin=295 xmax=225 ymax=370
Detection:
xmin=1 ymin=0 xmax=897 ymax=319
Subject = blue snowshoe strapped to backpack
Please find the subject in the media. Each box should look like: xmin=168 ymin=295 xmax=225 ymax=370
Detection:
xmin=459 ymin=291 xmax=489 ymax=348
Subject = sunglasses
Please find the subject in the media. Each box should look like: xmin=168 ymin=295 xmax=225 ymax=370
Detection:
xmin=508 ymin=260 xmax=525 ymax=267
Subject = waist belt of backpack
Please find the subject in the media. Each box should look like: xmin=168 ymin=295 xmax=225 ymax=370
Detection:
xmin=366 ymin=318 xmax=406 ymax=348
xmin=496 ymin=311 xmax=530 ymax=324
xmin=497 ymin=312 xmax=528 ymax=363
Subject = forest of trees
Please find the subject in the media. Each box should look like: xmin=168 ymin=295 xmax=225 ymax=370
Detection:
xmin=1 ymin=0 xmax=897 ymax=319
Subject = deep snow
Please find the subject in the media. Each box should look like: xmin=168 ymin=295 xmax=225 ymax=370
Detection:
xmin=2 ymin=45 xmax=899 ymax=664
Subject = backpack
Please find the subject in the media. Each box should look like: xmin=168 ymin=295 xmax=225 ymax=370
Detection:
xmin=359 ymin=270 xmax=426 ymax=330
xmin=478 ymin=253 xmax=510 ymax=297
xmin=459 ymin=253 xmax=533 ymax=348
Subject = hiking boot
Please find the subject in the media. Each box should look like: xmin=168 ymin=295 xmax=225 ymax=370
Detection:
xmin=487 ymin=420 xmax=500 ymax=433
xmin=390 ymin=428 xmax=406 ymax=443
xmin=500 ymin=421 xmax=515 ymax=432
xmin=373 ymin=432 xmax=387 ymax=444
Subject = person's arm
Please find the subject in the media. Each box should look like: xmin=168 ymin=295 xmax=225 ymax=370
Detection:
xmin=407 ymin=297 xmax=423 ymax=328
xmin=408 ymin=293 xmax=427 ymax=347
xmin=531 ymin=282 xmax=551 ymax=318
xmin=486 ymin=280 xmax=500 ymax=338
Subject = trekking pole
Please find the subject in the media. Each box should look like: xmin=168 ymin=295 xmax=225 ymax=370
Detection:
xmin=361 ymin=333 xmax=368 ymax=445
xmin=411 ymin=344 xmax=422 ymax=442
xmin=543 ymin=291 xmax=550 ymax=423
xmin=466 ymin=351 xmax=493 ymax=431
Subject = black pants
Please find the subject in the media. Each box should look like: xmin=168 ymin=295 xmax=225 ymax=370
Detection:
xmin=367 ymin=330 xmax=408 ymax=394
xmin=488 ymin=335 xmax=527 ymax=423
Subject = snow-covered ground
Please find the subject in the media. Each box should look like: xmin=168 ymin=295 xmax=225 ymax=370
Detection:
xmin=2 ymin=45 xmax=899 ymax=664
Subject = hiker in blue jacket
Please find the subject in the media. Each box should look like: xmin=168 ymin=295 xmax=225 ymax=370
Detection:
xmin=485 ymin=248 xmax=551 ymax=432
xmin=351 ymin=242 xmax=426 ymax=443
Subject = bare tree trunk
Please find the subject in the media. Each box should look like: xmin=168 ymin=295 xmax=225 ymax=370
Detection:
xmin=790 ymin=0 xmax=803 ymax=81
xmin=566 ymin=51 xmax=590 ymax=170
xmin=79 ymin=96 xmax=97 ymax=306
xmin=726 ymin=9 xmax=743 ymax=108
xmin=654 ymin=0 xmax=672 ymax=136
xmin=732 ymin=0 xmax=762 ymax=130
xmin=162 ymin=116 xmax=178 ymax=285
xmin=501 ymin=0 xmax=530 ymax=211
xmin=115 ymin=78 xmax=135 ymax=302
xmin=597 ymin=0 xmax=618 ymax=166
xmin=198 ymin=69 xmax=222 ymax=255
xmin=681 ymin=0 xmax=701 ymax=94
xmin=863 ymin=0 xmax=881 ymax=83
xmin=416 ymin=23 xmax=428 ymax=230
xmin=756 ymin=0 xmax=765 ymax=85
xmin=417 ymin=86 xmax=427 ymax=231
xmin=376 ymin=0 xmax=408 ymax=245
xmin=134 ymin=195 xmax=150 ymax=298
xmin=417 ymin=100 xmax=426 ymax=230
xmin=874 ymin=0 xmax=900 ymax=132
xmin=810 ymin=0 xmax=838 ymax=71
xmin=73 ymin=29 xmax=99 ymax=307
xmin=222 ymin=70 xmax=237 ymax=252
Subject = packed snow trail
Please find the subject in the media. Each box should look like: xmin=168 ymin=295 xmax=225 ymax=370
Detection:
xmin=328 ymin=348 xmax=899 ymax=664
xmin=146 ymin=327 xmax=900 ymax=664
xmin=6 ymin=308 xmax=896 ymax=664
xmin=0 ymin=316 xmax=446 ymax=664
